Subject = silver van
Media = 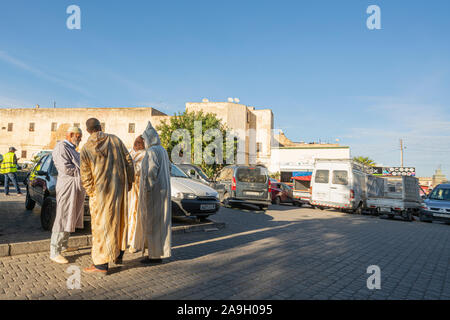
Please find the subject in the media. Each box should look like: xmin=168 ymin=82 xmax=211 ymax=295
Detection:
xmin=215 ymin=165 xmax=271 ymax=210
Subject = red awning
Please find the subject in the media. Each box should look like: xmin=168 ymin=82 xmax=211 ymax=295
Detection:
xmin=292 ymin=175 xmax=311 ymax=182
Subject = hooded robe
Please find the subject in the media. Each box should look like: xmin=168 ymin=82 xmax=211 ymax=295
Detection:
xmin=127 ymin=148 xmax=146 ymax=251
xmin=52 ymin=140 xmax=85 ymax=233
xmin=80 ymin=131 xmax=134 ymax=265
xmin=138 ymin=122 xmax=172 ymax=259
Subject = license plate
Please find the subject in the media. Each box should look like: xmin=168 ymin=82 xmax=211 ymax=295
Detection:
xmin=433 ymin=213 xmax=450 ymax=218
xmin=200 ymin=204 xmax=215 ymax=211
xmin=380 ymin=207 xmax=391 ymax=213
xmin=245 ymin=191 xmax=260 ymax=196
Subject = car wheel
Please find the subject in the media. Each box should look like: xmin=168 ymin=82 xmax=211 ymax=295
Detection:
xmin=274 ymin=197 xmax=281 ymax=205
xmin=352 ymin=203 xmax=363 ymax=215
xmin=295 ymin=201 xmax=303 ymax=207
xmin=41 ymin=198 xmax=56 ymax=231
xmin=419 ymin=212 xmax=432 ymax=223
xmin=25 ymin=191 xmax=36 ymax=210
xmin=317 ymin=206 xmax=325 ymax=210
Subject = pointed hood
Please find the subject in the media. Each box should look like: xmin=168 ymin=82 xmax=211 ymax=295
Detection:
xmin=142 ymin=121 xmax=161 ymax=148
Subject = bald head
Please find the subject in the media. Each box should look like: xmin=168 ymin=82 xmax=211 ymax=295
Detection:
xmin=86 ymin=118 xmax=102 ymax=134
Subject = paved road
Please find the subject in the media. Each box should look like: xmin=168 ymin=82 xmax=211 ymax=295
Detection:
xmin=1 ymin=202 xmax=450 ymax=300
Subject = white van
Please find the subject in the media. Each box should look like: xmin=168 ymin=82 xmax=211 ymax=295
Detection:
xmin=170 ymin=164 xmax=220 ymax=220
xmin=310 ymin=159 xmax=368 ymax=213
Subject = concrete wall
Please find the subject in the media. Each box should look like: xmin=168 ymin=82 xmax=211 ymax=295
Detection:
xmin=0 ymin=107 xmax=169 ymax=160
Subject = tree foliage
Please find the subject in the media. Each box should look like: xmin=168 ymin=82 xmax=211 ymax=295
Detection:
xmin=353 ymin=156 xmax=376 ymax=167
xmin=157 ymin=111 xmax=236 ymax=178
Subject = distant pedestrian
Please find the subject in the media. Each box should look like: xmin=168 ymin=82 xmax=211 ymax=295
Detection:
xmin=0 ymin=147 xmax=23 ymax=196
xmin=50 ymin=127 xmax=86 ymax=264
xmin=139 ymin=121 xmax=172 ymax=264
xmin=127 ymin=136 xmax=146 ymax=253
xmin=80 ymin=118 xmax=134 ymax=275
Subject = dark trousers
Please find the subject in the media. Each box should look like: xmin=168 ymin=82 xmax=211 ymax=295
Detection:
xmin=4 ymin=173 xmax=21 ymax=195
xmin=95 ymin=250 xmax=124 ymax=270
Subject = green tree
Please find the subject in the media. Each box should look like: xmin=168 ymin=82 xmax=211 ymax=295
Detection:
xmin=157 ymin=111 xmax=237 ymax=178
xmin=353 ymin=156 xmax=376 ymax=167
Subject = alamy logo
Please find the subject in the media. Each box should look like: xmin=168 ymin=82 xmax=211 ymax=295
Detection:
xmin=66 ymin=265 xmax=81 ymax=290
xmin=366 ymin=265 xmax=381 ymax=290
xmin=366 ymin=5 xmax=381 ymax=30
xmin=66 ymin=5 xmax=81 ymax=30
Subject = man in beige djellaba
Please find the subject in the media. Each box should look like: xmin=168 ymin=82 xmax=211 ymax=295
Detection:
xmin=127 ymin=135 xmax=146 ymax=253
xmin=138 ymin=121 xmax=172 ymax=264
xmin=80 ymin=118 xmax=134 ymax=275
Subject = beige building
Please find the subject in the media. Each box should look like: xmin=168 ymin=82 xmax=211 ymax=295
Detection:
xmin=0 ymin=107 xmax=169 ymax=160
xmin=432 ymin=167 xmax=448 ymax=186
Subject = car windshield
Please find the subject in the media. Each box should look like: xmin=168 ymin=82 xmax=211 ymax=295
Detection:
xmin=171 ymin=164 xmax=189 ymax=178
xmin=429 ymin=188 xmax=450 ymax=201
xmin=195 ymin=167 xmax=210 ymax=181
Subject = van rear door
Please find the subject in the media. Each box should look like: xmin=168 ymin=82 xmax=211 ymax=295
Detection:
xmin=235 ymin=167 xmax=268 ymax=200
xmin=329 ymin=167 xmax=351 ymax=206
xmin=312 ymin=169 xmax=331 ymax=203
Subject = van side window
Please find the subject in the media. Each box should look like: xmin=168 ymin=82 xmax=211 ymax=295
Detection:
xmin=332 ymin=170 xmax=348 ymax=185
xmin=315 ymin=170 xmax=329 ymax=184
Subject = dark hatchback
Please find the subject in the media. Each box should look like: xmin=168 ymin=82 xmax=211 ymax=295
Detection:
xmin=215 ymin=165 xmax=271 ymax=210
xmin=420 ymin=184 xmax=450 ymax=224
xmin=25 ymin=154 xmax=90 ymax=230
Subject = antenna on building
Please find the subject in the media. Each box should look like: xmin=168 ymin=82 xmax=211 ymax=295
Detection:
xmin=228 ymin=97 xmax=234 ymax=103
xmin=53 ymin=101 xmax=56 ymax=108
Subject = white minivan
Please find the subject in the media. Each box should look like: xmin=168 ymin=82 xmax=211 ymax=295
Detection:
xmin=310 ymin=159 xmax=368 ymax=213
xmin=170 ymin=164 xmax=220 ymax=220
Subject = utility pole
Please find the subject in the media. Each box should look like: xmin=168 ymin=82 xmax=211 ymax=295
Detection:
xmin=400 ymin=139 xmax=404 ymax=167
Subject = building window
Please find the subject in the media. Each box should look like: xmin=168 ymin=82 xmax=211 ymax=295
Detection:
xmin=29 ymin=123 xmax=35 ymax=132
xmin=21 ymin=150 xmax=27 ymax=159
xmin=101 ymin=123 xmax=105 ymax=131
xmin=8 ymin=123 xmax=13 ymax=132
xmin=51 ymin=123 xmax=58 ymax=132
xmin=256 ymin=142 xmax=262 ymax=153
xmin=129 ymin=123 xmax=135 ymax=133
xmin=73 ymin=123 xmax=80 ymax=128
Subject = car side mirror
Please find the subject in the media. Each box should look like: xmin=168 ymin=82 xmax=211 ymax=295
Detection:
xmin=37 ymin=170 xmax=48 ymax=177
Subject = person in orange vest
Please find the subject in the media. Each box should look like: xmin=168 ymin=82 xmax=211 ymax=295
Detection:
xmin=0 ymin=147 xmax=23 ymax=196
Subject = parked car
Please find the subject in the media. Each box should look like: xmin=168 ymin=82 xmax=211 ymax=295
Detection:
xmin=25 ymin=154 xmax=90 ymax=230
xmin=271 ymin=181 xmax=301 ymax=206
xmin=310 ymin=159 xmax=367 ymax=213
xmin=177 ymin=163 xmax=227 ymax=197
xmin=214 ymin=165 xmax=271 ymax=210
xmin=170 ymin=164 xmax=220 ymax=220
xmin=420 ymin=184 xmax=450 ymax=223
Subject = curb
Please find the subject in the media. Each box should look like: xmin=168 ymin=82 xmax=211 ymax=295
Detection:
xmin=0 ymin=220 xmax=225 ymax=258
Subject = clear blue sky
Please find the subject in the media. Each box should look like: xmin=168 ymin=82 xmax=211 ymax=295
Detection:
xmin=1 ymin=0 xmax=449 ymax=178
